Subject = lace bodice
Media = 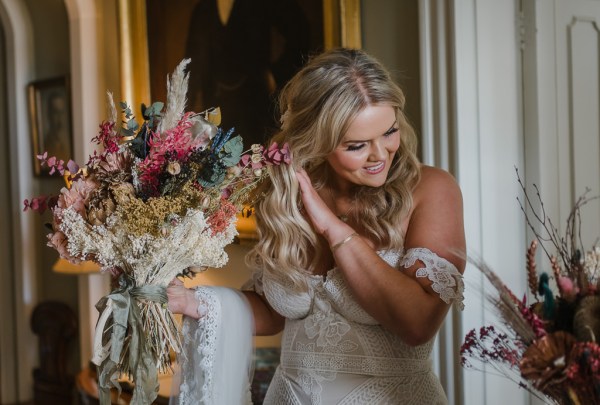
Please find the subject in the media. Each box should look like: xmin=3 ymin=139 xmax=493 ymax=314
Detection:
xmin=252 ymin=247 xmax=464 ymax=405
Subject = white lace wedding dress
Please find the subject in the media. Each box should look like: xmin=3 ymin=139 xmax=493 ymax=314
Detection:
xmin=256 ymin=247 xmax=464 ymax=405
xmin=172 ymin=247 xmax=464 ymax=405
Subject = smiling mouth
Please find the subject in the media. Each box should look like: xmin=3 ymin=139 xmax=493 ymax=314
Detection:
xmin=364 ymin=162 xmax=385 ymax=174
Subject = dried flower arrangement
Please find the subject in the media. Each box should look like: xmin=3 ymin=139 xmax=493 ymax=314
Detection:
xmin=461 ymin=170 xmax=600 ymax=405
xmin=24 ymin=59 xmax=290 ymax=405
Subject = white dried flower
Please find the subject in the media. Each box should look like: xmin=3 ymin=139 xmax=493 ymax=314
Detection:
xmin=227 ymin=165 xmax=242 ymax=177
xmin=584 ymin=246 xmax=600 ymax=283
xmin=251 ymin=154 xmax=263 ymax=164
xmin=166 ymin=161 xmax=181 ymax=175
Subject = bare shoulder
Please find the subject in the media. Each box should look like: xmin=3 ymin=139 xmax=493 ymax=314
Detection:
xmin=413 ymin=165 xmax=462 ymax=206
xmin=405 ymin=165 xmax=466 ymax=273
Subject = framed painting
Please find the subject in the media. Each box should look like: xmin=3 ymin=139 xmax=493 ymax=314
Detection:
xmin=117 ymin=0 xmax=361 ymax=239
xmin=117 ymin=0 xmax=361 ymax=131
xmin=27 ymin=76 xmax=73 ymax=176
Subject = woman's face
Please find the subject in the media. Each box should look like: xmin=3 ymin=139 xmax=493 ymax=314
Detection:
xmin=327 ymin=104 xmax=400 ymax=191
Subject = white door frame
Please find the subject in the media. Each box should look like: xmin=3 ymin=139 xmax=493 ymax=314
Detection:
xmin=0 ymin=0 xmax=36 ymax=401
xmin=421 ymin=1 xmax=530 ymax=404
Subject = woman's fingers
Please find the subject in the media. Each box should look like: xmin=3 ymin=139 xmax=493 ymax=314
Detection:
xmin=295 ymin=169 xmax=337 ymax=234
xmin=168 ymin=277 xmax=183 ymax=287
xmin=167 ymin=278 xmax=188 ymax=314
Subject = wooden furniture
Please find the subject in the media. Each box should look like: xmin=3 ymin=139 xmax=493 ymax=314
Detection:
xmin=76 ymin=366 xmax=170 ymax=405
xmin=30 ymin=301 xmax=78 ymax=404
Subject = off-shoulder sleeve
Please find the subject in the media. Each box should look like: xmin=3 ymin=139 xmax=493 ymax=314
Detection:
xmin=399 ymin=247 xmax=465 ymax=310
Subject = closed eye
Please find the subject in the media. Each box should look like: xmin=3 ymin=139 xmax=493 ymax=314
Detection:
xmin=384 ymin=127 xmax=399 ymax=137
xmin=346 ymin=143 xmax=365 ymax=151
xmin=345 ymin=127 xmax=398 ymax=151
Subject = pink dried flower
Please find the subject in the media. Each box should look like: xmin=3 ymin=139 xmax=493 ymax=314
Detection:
xmin=137 ymin=114 xmax=204 ymax=194
xmin=460 ymin=325 xmax=522 ymax=369
xmin=47 ymin=231 xmax=78 ymax=262
xmin=37 ymin=152 xmax=67 ymax=175
xmin=263 ymin=142 xmax=291 ymax=165
xmin=520 ymin=302 xmax=547 ymax=339
xmin=53 ymin=177 xmax=98 ymax=225
xmin=207 ymin=200 xmax=237 ymax=234
xmin=23 ymin=196 xmax=49 ymax=214
xmin=220 ymin=187 xmax=232 ymax=199
xmin=92 ymin=121 xmax=120 ymax=153
xmin=557 ymin=276 xmax=579 ymax=300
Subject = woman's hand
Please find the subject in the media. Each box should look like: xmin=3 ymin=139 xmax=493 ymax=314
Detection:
xmin=167 ymin=278 xmax=202 ymax=319
xmin=295 ymin=169 xmax=339 ymax=236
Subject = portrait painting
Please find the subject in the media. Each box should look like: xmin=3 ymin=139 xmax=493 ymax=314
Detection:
xmin=119 ymin=0 xmax=359 ymax=240
xmin=145 ymin=0 xmax=325 ymax=146
xmin=27 ymin=77 xmax=73 ymax=176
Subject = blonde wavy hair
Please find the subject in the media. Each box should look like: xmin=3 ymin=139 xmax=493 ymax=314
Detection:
xmin=247 ymin=48 xmax=420 ymax=286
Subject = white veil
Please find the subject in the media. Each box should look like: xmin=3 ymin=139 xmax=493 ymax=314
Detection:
xmin=169 ymin=286 xmax=254 ymax=404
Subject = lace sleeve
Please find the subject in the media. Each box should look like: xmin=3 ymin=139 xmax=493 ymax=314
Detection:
xmin=400 ymin=247 xmax=465 ymax=310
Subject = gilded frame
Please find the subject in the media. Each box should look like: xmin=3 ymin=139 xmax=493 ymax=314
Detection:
xmin=27 ymin=76 xmax=73 ymax=176
xmin=117 ymin=0 xmax=361 ymax=118
xmin=117 ymin=0 xmax=361 ymax=239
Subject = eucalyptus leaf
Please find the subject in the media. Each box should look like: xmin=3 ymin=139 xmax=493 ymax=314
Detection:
xmin=198 ymin=166 xmax=226 ymax=188
xmin=127 ymin=119 xmax=140 ymax=132
xmin=120 ymin=102 xmax=134 ymax=119
xmin=219 ymin=135 xmax=243 ymax=167
xmin=121 ymin=127 xmax=135 ymax=138
xmin=149 ymin=102 xmax=164 ymax=115
xmin=129 ymin=126 xmax=149 ymax=159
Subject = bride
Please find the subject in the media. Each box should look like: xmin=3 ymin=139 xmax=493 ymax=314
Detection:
xmin=167 ymin=47 xmax=466 ymax=404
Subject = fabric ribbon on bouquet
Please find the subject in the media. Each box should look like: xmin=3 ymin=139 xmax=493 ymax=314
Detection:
xmin=92 ymin=274 xmax=167 ymax=405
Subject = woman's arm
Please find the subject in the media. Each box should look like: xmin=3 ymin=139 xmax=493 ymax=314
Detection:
xmin=296 ymin=166 xmax=465 ymax=346
xmin=242 ymin=291 xmax=285 ymax=336
xmin=167 ymin=279 xmax=285 ymax=336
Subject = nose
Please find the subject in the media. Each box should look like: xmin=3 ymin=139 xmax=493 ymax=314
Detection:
xmin=369 ymin=140 xmax=386 ymax=161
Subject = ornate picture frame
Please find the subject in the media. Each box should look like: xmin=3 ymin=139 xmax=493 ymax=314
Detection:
xmin=117 ymin=0 xmax=361 ymax=124
xmin=117 ymin=0 xmax=361 ymax=239
xmin=27 ymin=76 xmax=73 ymax=176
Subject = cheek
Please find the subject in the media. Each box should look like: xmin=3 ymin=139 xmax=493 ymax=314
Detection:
xmin=388 ymin=135 xmax=401 ymax=153
xmin=328 ymin=152 xmax=366 ymax=173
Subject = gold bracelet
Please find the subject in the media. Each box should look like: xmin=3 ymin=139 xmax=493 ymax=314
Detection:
xmin=331 ymin=232 xmax=359 ymax=252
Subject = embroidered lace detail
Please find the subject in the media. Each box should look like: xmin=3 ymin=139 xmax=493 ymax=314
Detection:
xmin=177 ymin=287 xmax=219 ymax=404
xmin=305 ymin=300 xmax=351 ymax=348
xmin=259 ymin=248 xmax=451 ymax=404
xmin=263 ymin=368 xmax=303 ymax=405
xmin=323 ymin=271 xmax=377 ymax=324
xmin=338 ymin=377 xmax=402 ymax=404
xmin=298 ymin=368 xmax=336 ymax=405
xmin=282 ymin=350 xmax=431 ymax=376
xmin=400 ymin=247 xmax=465 ymax=310
xmin=353 ymin=323 xmax=395 ymax=358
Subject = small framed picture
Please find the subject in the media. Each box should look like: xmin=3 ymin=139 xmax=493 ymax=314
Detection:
xmin=27 ymin=76 xmax=73 ymax=176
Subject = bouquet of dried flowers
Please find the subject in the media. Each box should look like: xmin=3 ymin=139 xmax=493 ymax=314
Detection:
xmin=24 ymin=59 xmax=289 ymax=405
xmin=461 ymin=170 xmax=600 ymax=405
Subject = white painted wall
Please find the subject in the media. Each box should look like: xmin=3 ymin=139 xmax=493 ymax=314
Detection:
xmin=0 ymin=0 xmax=118 ymax=400
xmin=0 ymin=0 xmax=37 ymax=401
xmin=453 ymin=0 xmax=528 ymax=404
